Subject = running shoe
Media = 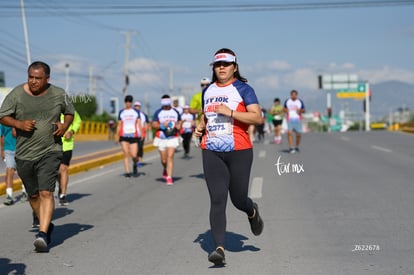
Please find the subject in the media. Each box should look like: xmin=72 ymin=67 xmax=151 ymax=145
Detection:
xmin=208 ymin=248 xmax=226 ymax=266
xmin=3 ymin=195 xmax=14 ymax=206
xmin=289 ymin=148 xmax=296 ymax=154
xmin=34 ymin=231 xmax=48 ymax=252
xmin=133 ymin=162 xmax=138 ymax=176
xmin=32 ymin=213 xmax=40 ymax=228
xmin=162 ymin=169 xmax=167 ymax=180
xmin=124 ymin=173 xmax=131 ymax=178
xmin=59 ymin=195 xmax=69 ymax=206
xmin=248 ymin=202 xmax=264 ymax=236
xmin=295 ymin=147 xmax=300 ymax=153
xmin=166 ymin=176 xmax=173 ymax=185
xmin=21 ymin=192 xmax=28 ymax=202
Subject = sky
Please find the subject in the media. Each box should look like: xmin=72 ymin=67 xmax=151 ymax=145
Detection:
xmin=1 ymin=0 xmax=414 ymax=116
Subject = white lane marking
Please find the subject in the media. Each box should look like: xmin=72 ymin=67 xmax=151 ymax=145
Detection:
xmin=70 ymin=153 xmax=160 ymax=186
xmin=258 ymin=150 xmax=266 ymax=158
xmin=71 ymin=167 xmax=121 ymax=185
xmin=371 ymin=145 xmax=392 ymax=153
xmin=250 ymin=177 xmax=263 ymax=199
xmin=341 ymin=136 xmax=350 ymax=141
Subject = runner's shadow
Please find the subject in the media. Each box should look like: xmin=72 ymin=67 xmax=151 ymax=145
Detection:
xmin=194 ymin=229 xmax=260 ymax=254
xmin=53 ymin=207 xmax=75 ymax=220
xmin=49 ymin=223 xmax=94 ymax=249
xmin=189 ymin=173 xmax=204 ymax=180
xmin=155 ymin=177 xmax=183 ymax=183
xmin=0 ymin=258 xmax=26 ymax=275
xmin=66 ymin=193 xmax=92 ymax=204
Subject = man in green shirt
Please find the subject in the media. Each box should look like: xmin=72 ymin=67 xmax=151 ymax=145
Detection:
xmin=0 ymin=61 xmax=74 ymax=252
xmin=190 ymin=77 xmax=210 ymax=120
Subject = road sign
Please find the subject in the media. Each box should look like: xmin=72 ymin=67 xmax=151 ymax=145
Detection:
xmin=336 ymin=83 xmax=366 ymax=99
xmin=320 ymin=74 xmax=359 ymax=90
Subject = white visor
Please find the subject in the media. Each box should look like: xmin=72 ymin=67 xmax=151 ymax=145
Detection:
xmin=161 ymin=98 xmax=171 ymax=106
xmin=210 ymin=53 xmax=236 ymax=65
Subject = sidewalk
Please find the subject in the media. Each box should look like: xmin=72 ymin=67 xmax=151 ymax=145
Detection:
xmin=0 ymin=142 xmax=156 ymax=196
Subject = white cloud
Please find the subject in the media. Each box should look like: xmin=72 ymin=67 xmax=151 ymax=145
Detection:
xmin=358 ymin=66 xmax=414 ymax=84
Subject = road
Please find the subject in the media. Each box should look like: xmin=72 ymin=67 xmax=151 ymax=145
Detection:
xmin=0 ymin=131 xmax=413 ymax=275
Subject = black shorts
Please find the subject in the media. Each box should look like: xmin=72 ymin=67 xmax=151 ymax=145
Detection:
xmin=61 ymin=150 xmax=73 ymax=166
xmin=119 ymin=137 xmax=140 ymax=143
xmin=272 ymin=119 xmax=283 ymax=126
xmin=16 ymin=151 xmax=62 ymax=196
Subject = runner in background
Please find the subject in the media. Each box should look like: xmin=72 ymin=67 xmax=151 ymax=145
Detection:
xmin=57 ymin=110 xmax=82 ymax=206
xmin=151 ymin=95 xmax=182 ymax=185
xmin=115 ymin=95 xmax=141 ymax=177
xmin=269 ymin=98 xmax=284 ymax=144
xmin=1 ymin=125 xmax=27 ymax=205
xmin=283 ymin=90 xmax=305 ymax=153
xmin=190 ymin=77 xmax=211 ymax=120
xmin=180 ymin=105 xmax=195 ymax=158
xmin=134 ymin=101 xmax=150 ymax=168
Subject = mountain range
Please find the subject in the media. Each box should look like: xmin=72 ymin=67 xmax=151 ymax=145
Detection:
xmin=288 ymin=81 xmax=414 ymax=121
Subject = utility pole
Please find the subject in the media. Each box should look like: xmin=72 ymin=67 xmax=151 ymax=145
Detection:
xmin=20 ymin=0 xmax=31 ymax=65
xmin=65 ymin=63 xmax=70 ymax=92
xmin=121 ymin=31 xmax=136 ymax=98
xmin=169 ymin=67 xmax=174 ymax=95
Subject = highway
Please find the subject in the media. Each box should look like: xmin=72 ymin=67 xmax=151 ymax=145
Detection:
xmin=0 ymin=131 xmax=413 ymax=275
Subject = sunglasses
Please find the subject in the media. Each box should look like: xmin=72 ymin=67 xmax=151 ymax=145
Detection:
xmin=213 ymin=62 xmax=233 ymax=68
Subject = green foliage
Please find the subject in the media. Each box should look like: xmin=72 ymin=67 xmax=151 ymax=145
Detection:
xmin=70 ymin=94 xmax=116 ymax=122
xmin=71 ymin=94 xmax=97 ymax=118
xmin=87 ymin=111 xmax=117 ymax=122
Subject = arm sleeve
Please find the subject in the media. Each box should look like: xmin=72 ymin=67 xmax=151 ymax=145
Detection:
xmin=67 ymin=111 xmax=82 ymax=133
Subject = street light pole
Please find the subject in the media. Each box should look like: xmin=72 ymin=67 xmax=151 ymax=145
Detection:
xmin=65 ymin=63 xmax=70 ymax=92
xmin=365 ymin=82 xmax=370 ymax=131
xmin=20 ymin=0 xmax=31 ymax=66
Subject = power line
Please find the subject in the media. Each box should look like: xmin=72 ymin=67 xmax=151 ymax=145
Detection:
xmin=1 ymin=0 xmax=414 ymax=16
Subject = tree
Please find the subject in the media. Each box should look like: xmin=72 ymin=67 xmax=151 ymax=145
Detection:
xmin=71 ymin=94 xmax=97 ymax=118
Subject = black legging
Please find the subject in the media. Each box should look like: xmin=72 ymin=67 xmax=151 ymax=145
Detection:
xmin=202 ymin=149 xmax=255 ymax=248
xmin=137 ymin=137 xmax=145 ymax=158
xmin=181 ymin=132 xmax=193 ymax=154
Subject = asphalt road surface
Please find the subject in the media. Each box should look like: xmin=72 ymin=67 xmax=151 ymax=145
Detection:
xmin=1 ymin=131 xmax=413 ymax=275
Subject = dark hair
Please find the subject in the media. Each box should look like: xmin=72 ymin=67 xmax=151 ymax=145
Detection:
xmin=28 ymin=61 xmax=50 ymax=77
xmin=211 ymin=48 xmax=248 ymax=83
xmin=124 ymin=95 xmax=133 ymax=102
xmin=274 ymin=98 xmax=280 ymax=102
xmin=161 ymin=94 xmax=170 ymax=99
xmin=290 ymin=90 xmax=298 ymax=95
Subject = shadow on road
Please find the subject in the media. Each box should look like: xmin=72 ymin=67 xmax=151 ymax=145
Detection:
xmin=49 ymin=223 xmax=94 ymax=249
xmin=66 ymin=193 xmax=92 ymax=204
xmin=0 ymin=258 xmax=26 ymax=275
xmin=194 ymin=229 xmax=260 ymax=254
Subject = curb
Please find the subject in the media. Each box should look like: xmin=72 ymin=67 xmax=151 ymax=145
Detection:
xmin=0 ymin=144 xmax=157 ymax=197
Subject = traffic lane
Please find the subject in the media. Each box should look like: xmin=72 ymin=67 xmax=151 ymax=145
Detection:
xmin=264 ymin=132 xmax=414 ymax=274
xmin=3 ymin=132 xmax=412 ymax=274
xmin=2 ymin=147 xmax=271 ymax=275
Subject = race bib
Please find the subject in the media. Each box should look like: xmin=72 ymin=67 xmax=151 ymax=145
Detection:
xmin=207 ymin=114 xmax=232 ymax=137
xmin=274 ymin=115 xmax=281 ymax=120
xmin=183 ymin=121 xmax=192 ymax=129
xmin=123 ymin=125 xmax=135 ymax=134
